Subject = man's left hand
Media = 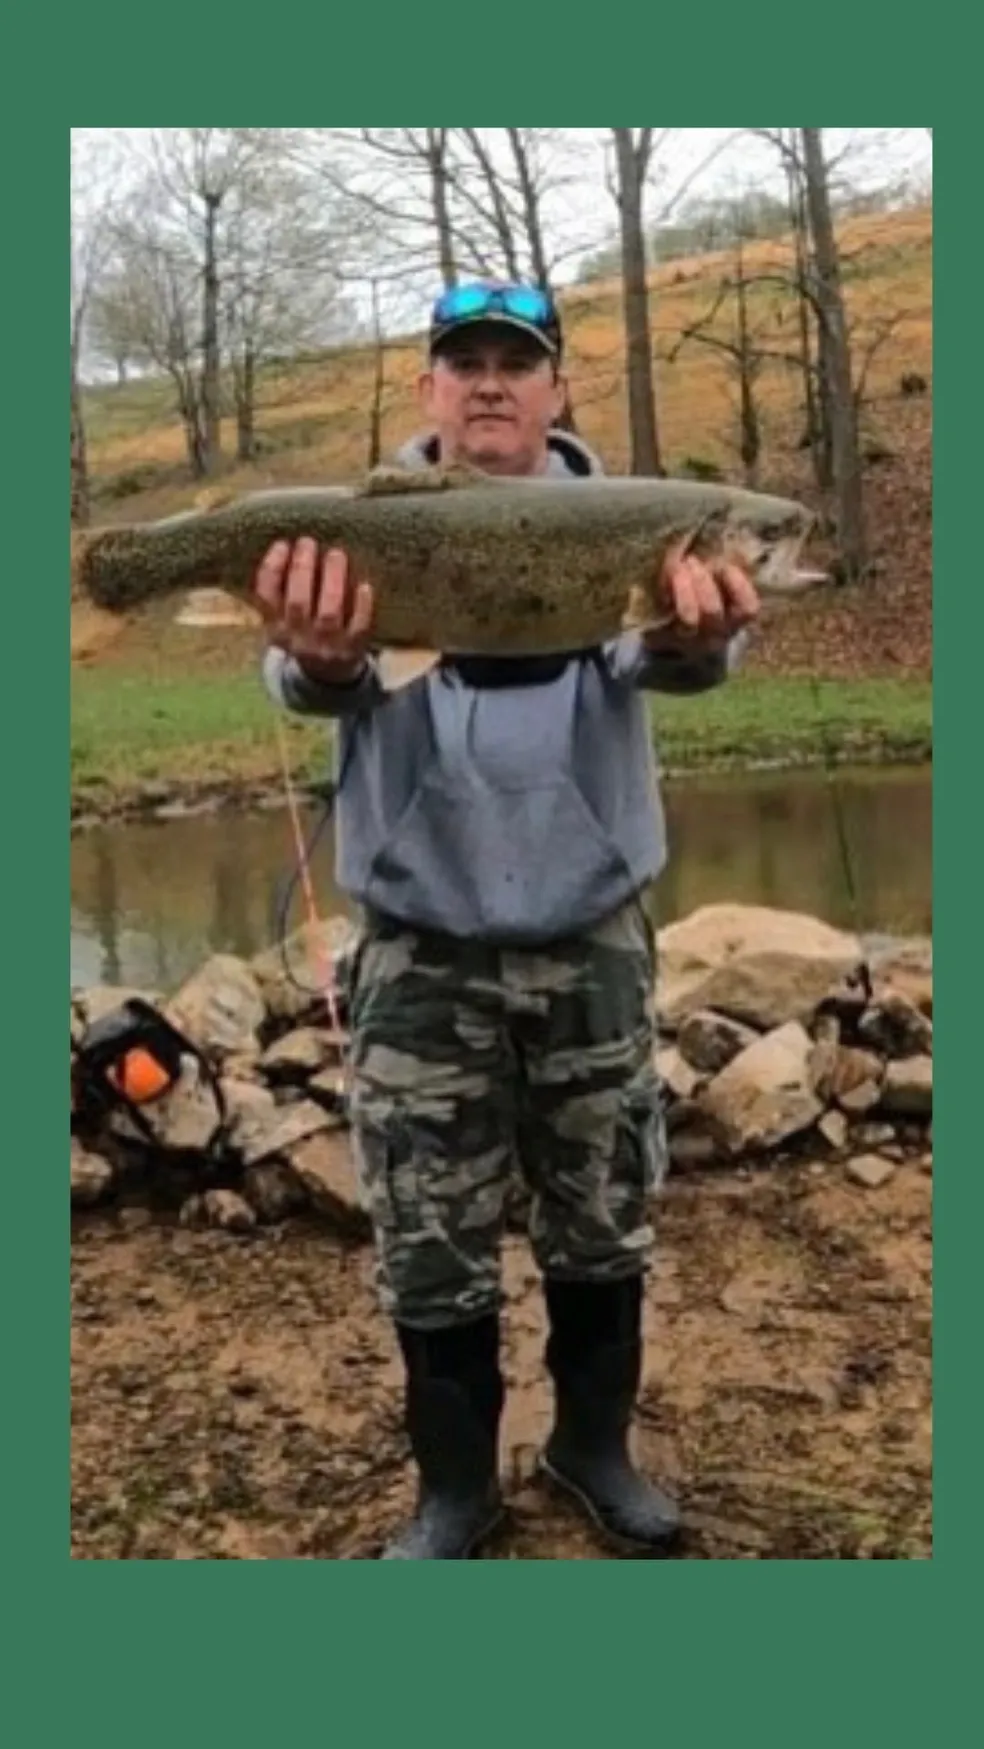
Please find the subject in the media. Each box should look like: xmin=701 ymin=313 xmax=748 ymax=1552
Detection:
xmin=643 ymin=547 xmax=761 ymax=653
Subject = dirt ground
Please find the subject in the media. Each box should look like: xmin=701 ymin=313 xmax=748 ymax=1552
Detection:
xmin=70 ymin=1154 xmax=933 ymax=1561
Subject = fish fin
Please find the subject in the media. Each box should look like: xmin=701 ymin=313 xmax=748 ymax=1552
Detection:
xmin=174 ymin=588 xmax=261 ymax=629
xmin=621 ymin=584 xmax=676 ymax=637
xmin=71 ymin=602 xmax=130 ymax=662
xmin=70 ymin=528 xmax=93 ymax=603
xmin=375 ymin=648 xmax=442 ymax=691
xmin=193 ymin=486 xmax=236 ymax=513
xmin=359 ymin=460 xmax=491 ymax=497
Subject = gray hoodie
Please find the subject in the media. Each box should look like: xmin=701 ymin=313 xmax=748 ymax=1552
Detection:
xmin=262 ymin=429 xmax=744 ymax=944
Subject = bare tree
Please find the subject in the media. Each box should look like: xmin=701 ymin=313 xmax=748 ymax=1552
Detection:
xmin=87 ymin=130 xmax=354 ymax=477
xmin=610 ymin=129 xmax=663 ymax=474
xmin=296 ymin=129 xmax=462 ymax=304
xmin=220 ymin=152 xmax=352 ymax=462
xmin=778 ymin=127 xmax=828 ymax=489
xmin=70 ymin=133 xmax=122 ymax=523
xmin=367 ymin=279 xmax=385 ymax=468
xmin=99 ymin=216 xmax=210 ymax=475
xmin=505 ymin=129 xmax=550 ymax=286
xmin=449 ymin=130 xmax=587 ymax=429
xmin=143 ymin=129 xmax=278 ymax=473
xmin=607 ymin=128 xmax=742 ymax=474
xmin=666 ymin=235 xmax=768 ymax=487
xmin=800 ymin=127 xmax=866 ymax=580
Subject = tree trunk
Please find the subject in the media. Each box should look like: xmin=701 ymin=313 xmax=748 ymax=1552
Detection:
xmin=612 ymin=129 xmax=663 ymax=475
xmin=553 ymin=388 xmax=579 ymax=434
xmin=426 ymin=129 xmax=457 ymax=289
xmin=70 ymin=342 xmax=90 ymax=527
xmin=172 ymin=367 xmax=206 ymax=478
xmin=783 ymin=132 xmax=827 ymax=489
xmin=200 ymin=190 xmax=222 ymax=472
xmin=235 ymin=339 xmax=256 ymax=463
xmin=814 ymin=316 xmax=835 ymax=491
xmin=801 ymin=127 xmax=866 ymax=580
xmin=462 ymin=129 xmax=521 ymax=280
xmin=734 ymin=246 xmax=760 ymax=488
xmin=506 ymin=129 xmax=549 ymax=286
xmin=367 ymin=281 xmax=385 ymax=468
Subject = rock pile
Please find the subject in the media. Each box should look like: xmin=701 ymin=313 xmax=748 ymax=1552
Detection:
xmin=654 ymin=905 xmax=931 ymax=1176
xmin=70 ymin=904 xmax=932 ymax=1234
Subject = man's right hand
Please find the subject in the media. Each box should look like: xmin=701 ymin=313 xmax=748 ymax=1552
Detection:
xmin=254 ymin=538 xmax=374 ymax=684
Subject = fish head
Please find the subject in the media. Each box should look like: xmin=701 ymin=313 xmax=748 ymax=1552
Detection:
xmin=718 ymin=504 xmax=828 ymax=598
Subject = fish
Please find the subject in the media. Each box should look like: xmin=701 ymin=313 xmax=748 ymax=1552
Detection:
xmin=70 ymin=463 xmax=826 ymax=689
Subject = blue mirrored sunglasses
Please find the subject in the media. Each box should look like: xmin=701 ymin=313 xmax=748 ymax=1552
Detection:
xmin=431 ymin=282 xmax=558 ymax=335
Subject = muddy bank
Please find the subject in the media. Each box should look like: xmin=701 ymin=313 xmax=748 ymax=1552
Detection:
xmin=70 ymin=1155 xmax=932 ymax=1561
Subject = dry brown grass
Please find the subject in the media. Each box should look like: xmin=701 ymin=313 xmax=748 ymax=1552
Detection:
xmin=83 ymin=205 xmax=932 ymax=517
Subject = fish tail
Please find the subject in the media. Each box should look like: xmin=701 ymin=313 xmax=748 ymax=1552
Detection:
xmin=70 ymin=527 xmax=98 ymax=604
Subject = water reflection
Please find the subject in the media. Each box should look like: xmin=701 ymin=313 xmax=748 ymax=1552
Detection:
xmin=71 ymin=764 xmax=932 ymax=991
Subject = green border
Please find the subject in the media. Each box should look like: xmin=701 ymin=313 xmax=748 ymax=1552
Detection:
xmin=6 ymin=64 xmax=952 ymax=1749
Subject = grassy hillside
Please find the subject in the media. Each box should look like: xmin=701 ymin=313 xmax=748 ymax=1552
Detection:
xmin=83 ymin=205 xmax=932 ymax=506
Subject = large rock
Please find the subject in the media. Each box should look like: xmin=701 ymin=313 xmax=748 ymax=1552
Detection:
xmin=165 ymin=955 xmax=266 ymax=1059
xmin=235 ymin=1097 xmax=342 ymax=1169
xmin=251 ymin=920 xmax=356 ymax=1027
xmin=880 ymin=1056 xmax=932 ymax=1117
xmin=858 ymin=992 xmax=933 ymax=1059
xmin=284 ymin=1132 xmax=372 ymax=1238
xmin=220 ymin=1078 xmax=279 ymax=1159
xmin=676 ymin=1010 xmax=759 ymax=1074
xmin=71 ymin=1137 xmax=114 ymax=1206
xmin=243 ymin=1160 xmax=308 ymax=1223
xmin=655 ymin=1045 xmax=700 ymax=1102
xmin=259 ymin=1027 xmax=338 ymax=1080
xmin=72 ymin=985 xmax=162 ymax=1031
xmin=865 ymin=935 xmax=932 ymax=1017
xmin=699 ymin=1020 xmax=823 ymax=1155
xmin=657 ymin=905 xmax=864 ymax=1031
xmin=814 ymin=1045 xmax=884 ymax=1110
xmin=141 ymin=1059 xmax=226 ymax=1151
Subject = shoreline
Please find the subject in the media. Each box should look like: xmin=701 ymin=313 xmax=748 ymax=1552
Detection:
xmin=70 ymin=737 xmax=933 ymax=833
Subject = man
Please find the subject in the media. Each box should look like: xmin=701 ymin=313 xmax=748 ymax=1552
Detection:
xmin=257 ymin=281 xmax=760 ymax=1559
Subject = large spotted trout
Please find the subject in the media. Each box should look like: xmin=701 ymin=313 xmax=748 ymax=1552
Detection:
xmin=71 ymin=464 xmax=825 ymax=684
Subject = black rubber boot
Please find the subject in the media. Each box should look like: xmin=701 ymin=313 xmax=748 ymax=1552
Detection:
xmin=381 ymin=1315 xmax=505 ymax=1560
xmin=538 ymin=1275 xmax=682 ymax=1555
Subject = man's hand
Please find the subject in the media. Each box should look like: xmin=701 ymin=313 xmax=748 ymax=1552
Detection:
xmin=254 ymin=538 xmax=374 ymax=684
xmin=644 ymin=545 xmax=761 ymax=653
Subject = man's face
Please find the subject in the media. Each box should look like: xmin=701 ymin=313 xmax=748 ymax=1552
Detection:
xmin=419 ymin=324 xmax=566 ymax=475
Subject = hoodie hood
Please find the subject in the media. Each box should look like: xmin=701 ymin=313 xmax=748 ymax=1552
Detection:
xmin=393 ymin=427 xmax=605 ymax=478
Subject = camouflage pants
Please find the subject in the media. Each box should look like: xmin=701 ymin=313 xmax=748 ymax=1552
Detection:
xmin=346 ymin=897 xmax=667 ymax=1330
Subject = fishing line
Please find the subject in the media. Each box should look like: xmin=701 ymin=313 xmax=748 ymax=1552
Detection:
xmin=270 ymin=714 xmax=357 ymax=1016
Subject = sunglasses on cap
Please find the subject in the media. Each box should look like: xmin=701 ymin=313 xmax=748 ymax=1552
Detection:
xmin=430 ymin=282 xmax=562 ymax=355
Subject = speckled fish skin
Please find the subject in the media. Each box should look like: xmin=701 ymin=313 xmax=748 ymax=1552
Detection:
xmin=70 ymin=468 xmax=818 ymax=657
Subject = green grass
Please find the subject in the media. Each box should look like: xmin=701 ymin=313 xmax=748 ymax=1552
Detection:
xmin=649 ymin=677 xmax=933 ymax=770
xmin=70 ymin=670 xmax=932 ymax=814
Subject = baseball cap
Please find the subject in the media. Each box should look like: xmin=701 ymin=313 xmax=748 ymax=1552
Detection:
xmin=429 ymin=280 xmax=563 ymax=359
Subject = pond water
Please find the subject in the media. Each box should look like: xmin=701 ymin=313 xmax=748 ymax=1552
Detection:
xmin=70 ymin=763 xmax=932 ymax=991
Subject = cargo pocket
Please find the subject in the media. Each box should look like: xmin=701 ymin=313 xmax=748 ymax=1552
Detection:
xmin=614 ymin=1073 xmax=668 ymax=1227
xmin=349 ymin=1115 xmax=416 ymax=1235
